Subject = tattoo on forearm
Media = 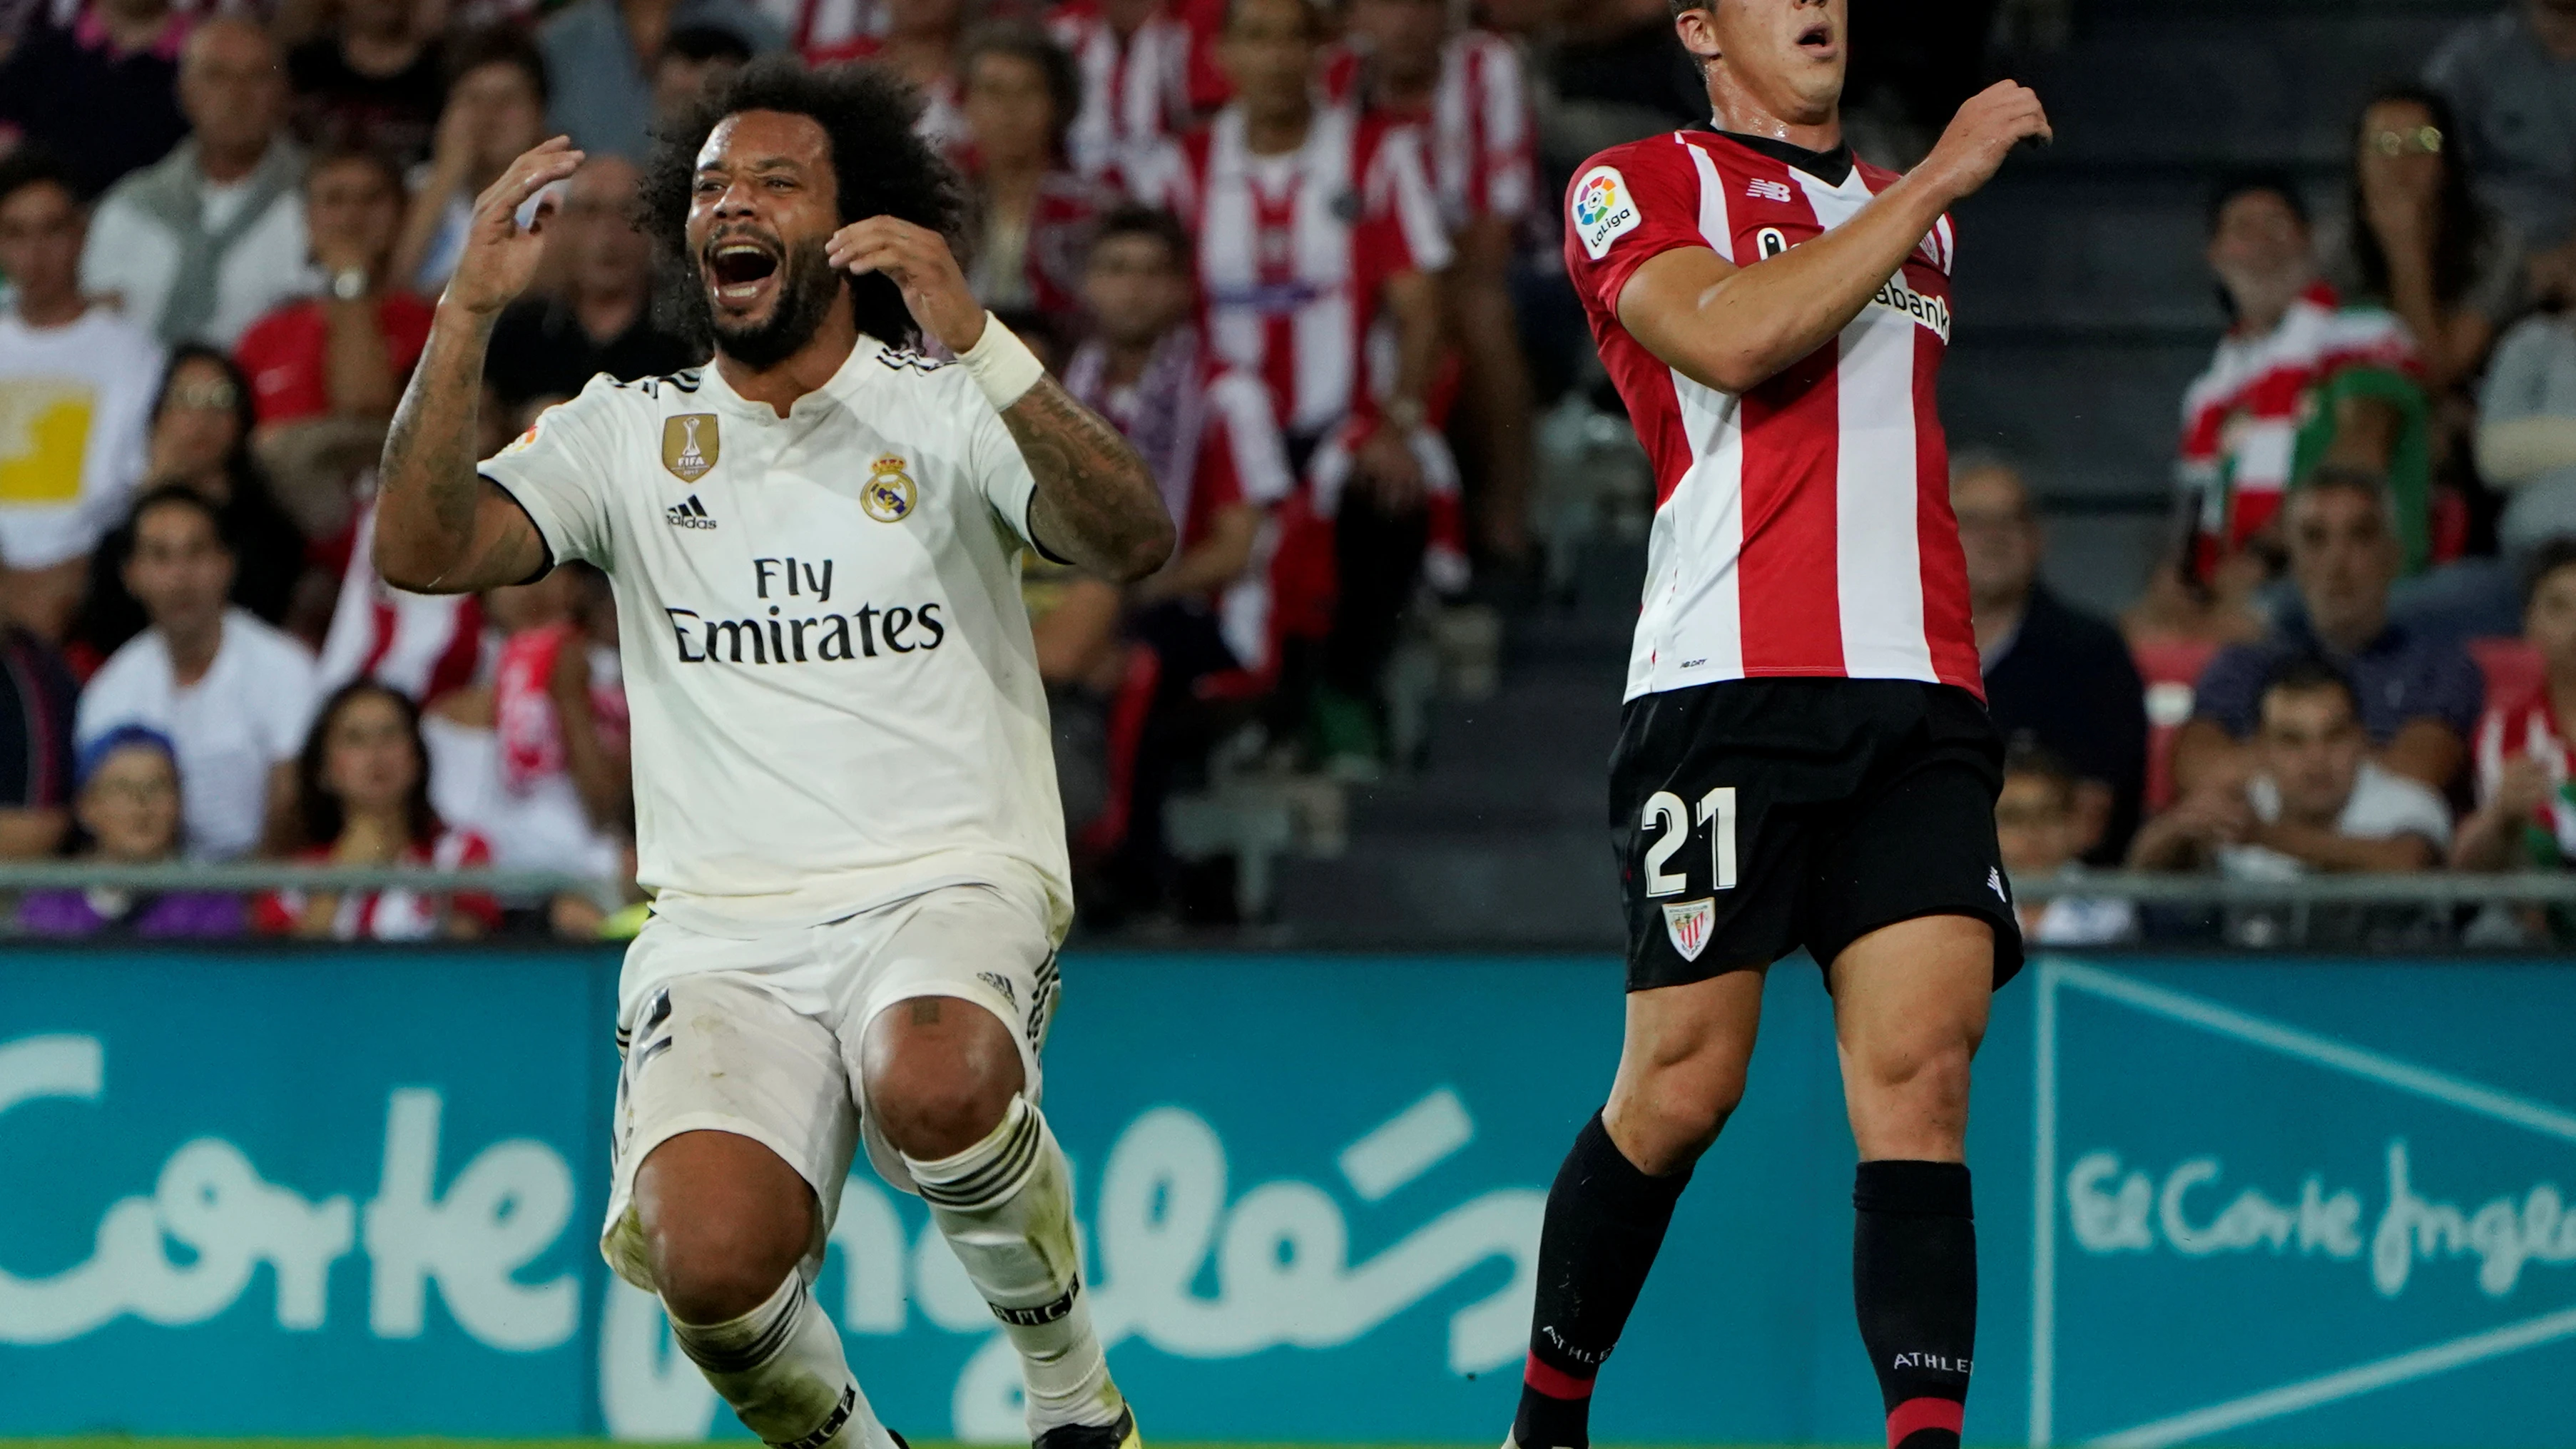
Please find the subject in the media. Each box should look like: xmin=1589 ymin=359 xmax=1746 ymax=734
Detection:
xmin=1002 ymin=377 xmax=1168 ymax=576
xmin=381 ymin=318 xmax=498 ymax=588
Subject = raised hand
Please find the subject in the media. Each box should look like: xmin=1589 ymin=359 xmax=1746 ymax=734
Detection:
xmin=824 ymin=216 xmax=985 ymax=355
xmin=1919 ymin=81 xmax=2052 ymax=205
xmin=443 ymin=136 xmax=585 ymax=317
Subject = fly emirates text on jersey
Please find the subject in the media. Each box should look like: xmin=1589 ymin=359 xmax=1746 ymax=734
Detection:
xmin=661 ymin=555 xmax=950 ymax=666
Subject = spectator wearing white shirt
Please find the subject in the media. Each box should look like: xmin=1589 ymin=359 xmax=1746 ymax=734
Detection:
xmin=80 ymin=17 xmax=315 ymax=348
xmin=0 ymin=148 xmax=164 ymax=640
xmin=2132 ymin=655 xmax=2451 ymax=879
xmin=76 ymin=484 xmax=320 ymax=859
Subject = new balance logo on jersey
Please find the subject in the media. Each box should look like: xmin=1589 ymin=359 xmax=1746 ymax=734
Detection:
xmin=1745 ymin=177 xmax=1793 ymax=203
xmin=665 ymin=496 xmax=717 ymax=529
xmin=1988 ymin=868 xmax=2008 ymax=903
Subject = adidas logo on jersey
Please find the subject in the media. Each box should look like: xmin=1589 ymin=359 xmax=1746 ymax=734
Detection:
xmin=666 ymin=496 xmax=717 ymax=529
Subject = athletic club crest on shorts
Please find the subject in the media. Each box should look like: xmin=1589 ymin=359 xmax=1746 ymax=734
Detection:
xmin=661 ymin=414 xmax=718 ymax=481
xmin=863 ymin=455 xmax=917 ymax=522
xmin=1662 ymin=897 xmax=1716 ymax=962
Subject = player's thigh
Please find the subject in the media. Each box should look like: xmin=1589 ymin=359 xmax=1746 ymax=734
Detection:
xmin=606 ymin=957 xmax=859 ymax=1298
xmin=1826 ymin=915 xmax=1992 ymax=1162
xmin=1611 ymin=685 xmax=1820 ymax=995
xmin=840 ymin=884 xmax=1054 ymax=1170
xmin=1801 ymin=695 xmax=2023 ymax=995
xmin=1803 ymin=696 xmax=2015 ymax=1159
xmin=1604 ymin=967 xmax=1769 ymax=1173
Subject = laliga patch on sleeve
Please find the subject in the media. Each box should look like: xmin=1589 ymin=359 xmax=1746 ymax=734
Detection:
xmin=1570 ymin=165 xmax=1640 ymax=261
xmin=499 ymin=405 xmax=556 ymax=457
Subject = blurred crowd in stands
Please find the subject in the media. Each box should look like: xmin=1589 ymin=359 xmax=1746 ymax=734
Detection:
xmin=0 ymin=0 xmax=2572 ymax=946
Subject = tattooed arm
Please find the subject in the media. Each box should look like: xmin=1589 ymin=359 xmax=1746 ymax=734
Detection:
xmin=377 ymin=138 xmax=583 ymax=594
xmin=828 ymin=217 xmax=1176 ymax=583
xmin=1003 ymin=377 xmax=1175 ymax=582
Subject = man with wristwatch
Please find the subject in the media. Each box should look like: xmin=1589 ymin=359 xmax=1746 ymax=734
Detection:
xmin=234 ymin=146 xmax=437 ymax=439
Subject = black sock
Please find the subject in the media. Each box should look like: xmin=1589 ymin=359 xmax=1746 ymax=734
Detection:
xmin=1853 ymin=1160 xmax=1977 ymax=1449
xmin=1511 ymin=1112 xmax=1691 ymax=1449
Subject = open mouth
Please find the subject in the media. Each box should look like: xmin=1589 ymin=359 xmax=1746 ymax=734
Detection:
xmin=1796 ymin=19 xmax=1836 ymax=56
xmin=705 ymin=237 xmax=780 ymax=305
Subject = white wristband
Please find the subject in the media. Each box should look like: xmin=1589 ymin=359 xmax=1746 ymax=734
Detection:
xmin=957 ymin=311 xmax=1045 ymax=410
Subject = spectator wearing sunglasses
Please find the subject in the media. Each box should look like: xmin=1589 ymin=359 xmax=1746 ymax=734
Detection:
xmin=2321 ymin=86 xmax=2524 ymax=402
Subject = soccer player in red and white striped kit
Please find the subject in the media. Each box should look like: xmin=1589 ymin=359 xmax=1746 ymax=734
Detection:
xmin=1508 ymin=5 xmax=2048 ymax=1449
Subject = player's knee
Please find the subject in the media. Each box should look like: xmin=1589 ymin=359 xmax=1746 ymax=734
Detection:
xmin=1613 ymin=1059 xmax=1744 ymax=1174
xmin=634 ymin=1132 xmax=813 ymax=1324
xmin=1855 ymin=1029 xmax=1977 ymax=1104
xmin=646 ymin=1209 xmax=808 ymax=1325
xmin=1850 ymin=1035 xmax=1976 ymax=1154
xmin=864 ymin=995 xmax=1026 ymax=1160
xmin=869 ymin=1052 xmax=1019 ymax=1159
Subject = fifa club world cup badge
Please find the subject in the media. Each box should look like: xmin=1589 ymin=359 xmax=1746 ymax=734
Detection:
xmin=662 ymin=414 xmax=720 ymax=482
xmin=864 ymin=456 xmax=917 ymax=523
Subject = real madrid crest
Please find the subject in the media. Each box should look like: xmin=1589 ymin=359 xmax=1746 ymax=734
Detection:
xmin=661 ymin=414 xmax=719 ymax=482
xmin=863 ymin=455 xmax=916 ymax=523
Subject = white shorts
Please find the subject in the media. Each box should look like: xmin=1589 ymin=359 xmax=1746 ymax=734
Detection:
xmin=599 ymin=882 xmax=1059 ymax=1293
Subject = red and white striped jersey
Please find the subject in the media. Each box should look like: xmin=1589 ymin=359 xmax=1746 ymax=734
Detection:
xmin=1564 ymin=128 xmax=1980 ymax=703
xmin=1333 ymin=30 xmax=1539 ymax=230
xmin=1128 ymin=103 xmax=1451 ymax=439
xmin=255 ymin=828 xmax=504 ymax=940
xmin=2474 ymin=683 xmax=2576 ymax=858
xmin=1044 ymin=0 xmax=1216 ymax=184
xmin=319 ymin=499 xmax=486 ymax=704
xmin=2177 ymin=282 xmax=2418 ymax=556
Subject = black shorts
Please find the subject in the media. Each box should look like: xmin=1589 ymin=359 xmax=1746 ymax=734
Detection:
xmin=1609 ymin=678 xmax=2024 ymax=992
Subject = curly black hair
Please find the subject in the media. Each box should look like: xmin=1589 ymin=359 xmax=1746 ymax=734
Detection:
xmin=638 ymin=56 xmax=967 ymax=351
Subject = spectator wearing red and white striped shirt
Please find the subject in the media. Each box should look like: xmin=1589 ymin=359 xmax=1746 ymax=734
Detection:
xmin=1125 ymin=0 xmax=1448 ymax=454
xmin=316 ymin=495 xmax=484 ymax=707
xmin=1347 ymin=0 xmax=1540 ymax=563
xmin=2460 ymin=540 xmax=2576 ymax=873
xmin=1124 ymin=0 xmax=1452 ymax=771
xmin=255 ymin=677 xmax=502 ymax=940
xmin=1044 ymin=0 xmax=1216 ymax=185
xmin=2172 ymin=176 xmax=2428 ymax=595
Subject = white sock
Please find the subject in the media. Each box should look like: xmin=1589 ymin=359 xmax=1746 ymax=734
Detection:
xmin=667 ymin=1273 xmax=897 ymax=1449
xmin=903 ymin=1094 xmax=1122 ymax=1435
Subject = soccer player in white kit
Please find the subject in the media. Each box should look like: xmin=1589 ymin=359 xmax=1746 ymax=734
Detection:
xmin=375 ymin=60 xmax=1174 ymax=1449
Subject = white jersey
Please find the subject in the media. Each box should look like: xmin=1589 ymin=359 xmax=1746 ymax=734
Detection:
xmin=479 ymin=337 xmax=1071 ymax=939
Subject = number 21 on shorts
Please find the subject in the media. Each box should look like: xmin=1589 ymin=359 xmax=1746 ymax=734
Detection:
xmin=1641 ymin=786 xmax=1737 ymax=896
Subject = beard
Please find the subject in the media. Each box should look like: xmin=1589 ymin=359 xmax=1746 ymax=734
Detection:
xmin=708 ymin=235 xmax=842 ymax=369
xmin=653 ymin=232 xmax=846 ymax=370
